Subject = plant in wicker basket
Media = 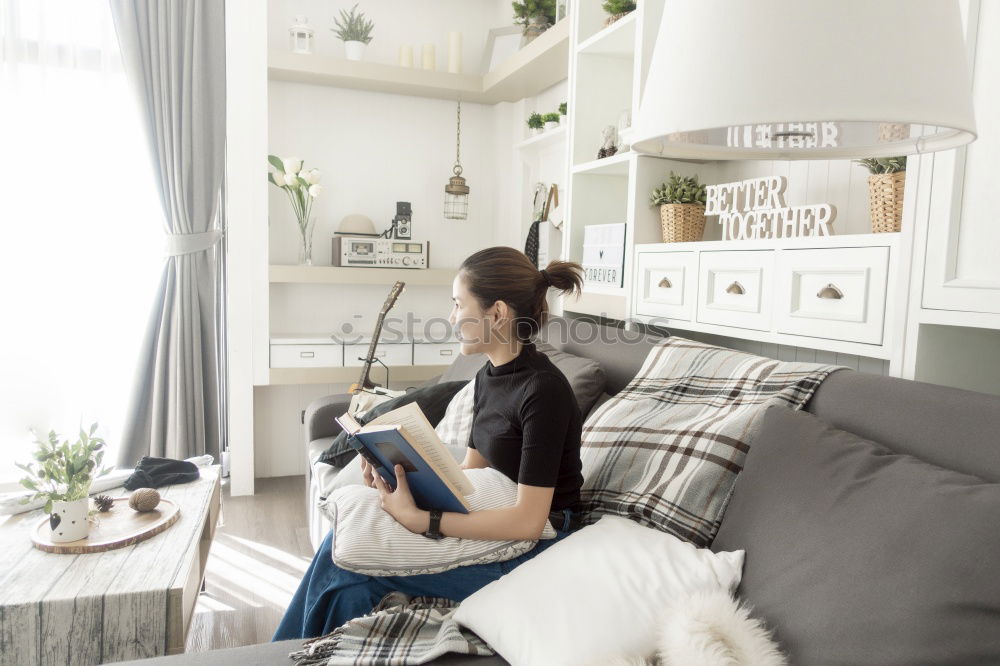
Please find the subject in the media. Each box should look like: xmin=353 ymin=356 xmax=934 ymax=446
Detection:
xmin=856 ymin=156 xmax=907 ymax=233
xmin=602 ymin=0 xmax=636 ymax=26
xmin=650 ymin=172 xmax=708 ymax=243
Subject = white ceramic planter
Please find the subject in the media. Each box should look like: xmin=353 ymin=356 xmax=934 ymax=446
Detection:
xmin=49 ymin=498 xmax=89 ymax=542
xmin=529 ymin=127 xmax=543 ymax=136
xmin=545 ymin=121 xmax=560 ymax=131
xmin=344 ymin=40 xmax=367 ymax=61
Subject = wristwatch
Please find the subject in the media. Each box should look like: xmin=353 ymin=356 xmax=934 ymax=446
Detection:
xmin=421 ymin=509 xmax=445 ymax=540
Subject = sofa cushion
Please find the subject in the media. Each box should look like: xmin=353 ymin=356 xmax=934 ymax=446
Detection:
xmin=712 ymin=406 xmax=1000 ymax=665
xmin=439 ymin=341 xmax=606 ymax=415
xmin=317 ymin=380 xmax=468 ymax=468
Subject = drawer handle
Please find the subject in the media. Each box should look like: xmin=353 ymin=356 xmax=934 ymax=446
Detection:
xmin=816 ymin=283 xmax=844 ymax=300
xmin=657 ymin=277 xmax=673 ymax=289
xmin=299 ymin=351 xmax=315 ymax=358
xmin=439 ymin=349 xmax=454 ymax=356
xmin=725 ymin=281 xmax=746 ymax=295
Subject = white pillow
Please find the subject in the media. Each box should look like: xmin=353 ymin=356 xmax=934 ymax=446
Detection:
xmin=320 ymin=467 xmax=557 ymax=576
xmin=434 ymin=379 xmax=475 ymax=448
xmin=454 ymin=515 xmax=745 ymax=666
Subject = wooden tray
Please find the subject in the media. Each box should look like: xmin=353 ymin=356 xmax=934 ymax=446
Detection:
xmin=31 ymin=497 xmax=180 ymax=554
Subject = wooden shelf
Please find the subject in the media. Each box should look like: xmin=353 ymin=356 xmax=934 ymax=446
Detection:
xmin=266 ymin=365 xmax=449 ymax=386
xmin=516 ymin=125 xmax=567 ymax=150
xmin=576 ymin=12 xmax=637 ymax=58
xmin=572 ymin=152 xmax=633 ymax=176
xmin=269 ymin=265 xmax=455 ymax=286
xmin=268 ymin=19 xmax=569 ymax=105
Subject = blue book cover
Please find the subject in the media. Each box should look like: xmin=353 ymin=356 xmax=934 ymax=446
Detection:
xmin=335 ymin=411 xmax=471 ymax=514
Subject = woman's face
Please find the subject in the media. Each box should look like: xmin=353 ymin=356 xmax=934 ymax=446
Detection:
xmin=449 ymin=274 xmax=496 ymax=355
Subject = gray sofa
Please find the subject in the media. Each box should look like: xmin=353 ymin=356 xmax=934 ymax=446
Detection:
xmin=123 ymin=316 xmax=1000 ymax=665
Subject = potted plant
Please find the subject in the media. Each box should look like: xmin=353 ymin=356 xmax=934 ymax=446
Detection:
xmin=332 ymin=4 xmax=374 ymax=61
xmin=16 ymin=424 xmax=111 ymax=543
xmin=559 ymin=102 xmax=567 ymax=117
xmin=543 ymin=112 xmax=561 ymax=131
xmin=268 ymin=155 xmax=323 ymax=265
xmin=512 ymin=0 xmax=556 ymax=45
xmin=527 ymin=112 xmax=544 ymax=136
xmin=855 ymin=156 xmax=907 ymax=233
xmin=602 ymin=0 xmax=636 ymax=26
xmin=650 ymin=172 xmax=708 ymax=243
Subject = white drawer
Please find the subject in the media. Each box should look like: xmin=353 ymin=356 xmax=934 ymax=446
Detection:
xmin=344 ymin=342 xmax=413 ymax=367
xmin=634 ymin=251 xmax=697 ymax=322
xmin=697 ymin=250 xmax=775 ymax=331
xmin=775 ymin=246 xmax=890 ymax=345
xmin=413 ymin=342 xmax=461 ymax=365
xmin=270 ymin=344 xmax=343 ymax=368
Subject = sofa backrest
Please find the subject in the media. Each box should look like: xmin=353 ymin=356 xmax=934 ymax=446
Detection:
xmin=541 ymin=316 xmax=1000 ymax=482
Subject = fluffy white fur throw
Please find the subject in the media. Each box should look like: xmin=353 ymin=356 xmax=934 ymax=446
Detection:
xmin=594 ymin=590 xmax=786 ymax=666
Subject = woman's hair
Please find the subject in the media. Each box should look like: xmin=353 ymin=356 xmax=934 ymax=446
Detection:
xmin=458 ymin=247 xmax=584 ymax=342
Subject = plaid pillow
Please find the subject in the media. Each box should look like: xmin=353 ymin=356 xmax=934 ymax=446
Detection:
xmin=579 ymin=337 xmax=839 ymax=547
xmin=434 ymin=379 xmax=475 ymax=448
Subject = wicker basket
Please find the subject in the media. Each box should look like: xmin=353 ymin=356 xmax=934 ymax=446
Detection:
xmin=659 ymin=204 xmax=706 ymax=243
xmin=867 ymin=171 xmax=906 ymax=233
xmin=604 ymin=11 xmax=632 ymax=26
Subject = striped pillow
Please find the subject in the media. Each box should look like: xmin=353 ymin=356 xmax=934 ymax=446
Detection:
xmin=321 ymin=467 xmax=557 ymax=576
xmin=434 ymin=379 xmax=476 ymax=448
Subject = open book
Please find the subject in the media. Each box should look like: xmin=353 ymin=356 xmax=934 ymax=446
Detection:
xmin=334 ymin=402 xmax=475 ymax=514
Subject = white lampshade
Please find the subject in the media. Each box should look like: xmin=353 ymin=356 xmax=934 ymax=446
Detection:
xmin=630 ymin=0 xmax=976 ymax=160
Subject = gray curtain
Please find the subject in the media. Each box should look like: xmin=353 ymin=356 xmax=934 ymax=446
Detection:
xmin=110 ymin=0 xmax=227 ymax=466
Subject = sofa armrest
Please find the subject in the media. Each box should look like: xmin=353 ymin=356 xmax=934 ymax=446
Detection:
xmin=305 ymin=393 xmax=354 ymax=443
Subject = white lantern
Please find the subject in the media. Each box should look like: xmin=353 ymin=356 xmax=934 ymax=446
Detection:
xmin=630 ymin=0 xmax=976 ymax=160
xmin=289 ymin=16 xmax=314 ymax=55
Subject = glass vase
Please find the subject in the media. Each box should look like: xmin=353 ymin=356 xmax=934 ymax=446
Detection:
xmin=297 ymin=218 xmax=315 ymax=265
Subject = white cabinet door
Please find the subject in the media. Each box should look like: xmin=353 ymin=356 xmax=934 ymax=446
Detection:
xmin=634 ymin=251 xmax=697 ymax=322
xmin=775 ymin=247 xmax=890 ymax=345
xmin=922 ymin=1 xmax=1000 ymax=315
xmin=697 ymin=250 xmax=775 ymax=331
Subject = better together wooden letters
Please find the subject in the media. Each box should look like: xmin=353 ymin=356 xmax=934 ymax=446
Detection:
xmin=706 ymin=176 xmax=836 ymax=241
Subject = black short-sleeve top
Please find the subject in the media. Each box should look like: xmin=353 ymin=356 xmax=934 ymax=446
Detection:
xmin=469 ymin=340 xmax=584 ymax=512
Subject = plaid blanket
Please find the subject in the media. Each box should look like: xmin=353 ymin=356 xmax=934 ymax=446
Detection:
xmin=288 ymin=591 xmax=495 ymax=665
xmin=580 ymin=337 xmax=840 ymax=547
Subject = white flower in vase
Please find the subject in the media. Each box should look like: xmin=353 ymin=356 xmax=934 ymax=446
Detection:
xmin=283 ymin=157 xmax=302 ymax=174
xmin=305 ymin=168 xmax=322 ymax=184
xmin=284 ymin=173 xmax=299 ymax=187
xmin=308 ymin=184 xmax=324 ymax=198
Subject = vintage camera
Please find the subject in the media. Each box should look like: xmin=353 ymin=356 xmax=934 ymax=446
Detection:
xmin=392 ymin=201 xmax=412 ymax=240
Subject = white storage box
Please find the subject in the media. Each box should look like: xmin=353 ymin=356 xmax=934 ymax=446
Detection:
xmin=270 ymin=335 xmax=343 ymax=368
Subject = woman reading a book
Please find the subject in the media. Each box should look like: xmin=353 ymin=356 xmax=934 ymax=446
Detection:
xmin=274 ymin=247 xmax=587 ymax=640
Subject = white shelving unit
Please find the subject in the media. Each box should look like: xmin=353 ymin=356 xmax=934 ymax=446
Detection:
xmin=269 ymin=264 xmax=455 ymax=286
xmin=268 ymin=18 xmax=569 ymax=104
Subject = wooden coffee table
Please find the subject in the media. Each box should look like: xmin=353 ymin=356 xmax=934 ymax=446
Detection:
xmin=0 ymin=466 xmax=222 ymax=665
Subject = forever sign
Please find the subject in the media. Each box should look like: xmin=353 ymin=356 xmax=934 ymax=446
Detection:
xmin=705 ymin=176 xmax=836 ymax=240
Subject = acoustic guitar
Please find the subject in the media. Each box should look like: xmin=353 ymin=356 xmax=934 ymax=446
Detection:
xmin=347 ymin=280 xmax=407 ymax=414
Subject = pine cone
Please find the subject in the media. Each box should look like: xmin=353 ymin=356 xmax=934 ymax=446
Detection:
xmin=94 ymin=495 xmax=114 ymax=512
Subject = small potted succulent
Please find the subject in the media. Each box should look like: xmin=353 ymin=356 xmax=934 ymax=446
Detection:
xmin=527 ymin=112 xmax=544 ymax=136
xmin=602 ymin=0 xmax=636 ymax=27
xmin=650 ymin=172 xmax=708 ymax=243
xmin=332 ymin=4 xmax=375 ymax=61
xmin=512 ymin=0 xmax=556 ymax=45
xmin=559 ymin=101 xmax=567 ymax=117
xmin=543 ymin=112 xmax=561 ymax=131
xmin=855 ymin=156 xmax=907 ymax=233
xmin=16 ymin=424 xmax=112 ymax=543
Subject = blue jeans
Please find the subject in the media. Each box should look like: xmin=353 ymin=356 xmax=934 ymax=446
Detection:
xmin=271 ymin=529 xmax=570 ymax=641
xmin=273 ymin=517 xmax=576 ymax=641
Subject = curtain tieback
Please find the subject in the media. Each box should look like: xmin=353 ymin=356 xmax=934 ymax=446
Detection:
xmin=165 ymin=230 xmax=224 ymax=256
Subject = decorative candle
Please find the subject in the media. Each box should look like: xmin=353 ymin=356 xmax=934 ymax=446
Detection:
xmin=399 ymin=44 xmax=413 ymax=67
xmin=448 ymin=32 xmax=462 ymax=73
xmin=422 ymin=43 xmax=436 ymax=71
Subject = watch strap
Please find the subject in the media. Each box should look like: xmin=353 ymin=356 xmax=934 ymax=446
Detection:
xmin=423 ymin=509 xmax=444 ymax=540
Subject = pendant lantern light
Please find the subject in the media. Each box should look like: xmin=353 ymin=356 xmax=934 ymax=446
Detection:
xmin=444 ymin=100 xmax=469 ymax=220
xmin=630 ymin=0 xmax=976 ymax=160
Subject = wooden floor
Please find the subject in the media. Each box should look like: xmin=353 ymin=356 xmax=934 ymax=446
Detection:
xmin=185 ymin=475 xmax=314 ymax=653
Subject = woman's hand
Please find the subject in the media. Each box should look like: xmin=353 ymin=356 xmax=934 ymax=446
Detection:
xmin=360 ymin=458 xmax=377 ymax=488
xmin=373 ymin=464 xmax=427 ymax=534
